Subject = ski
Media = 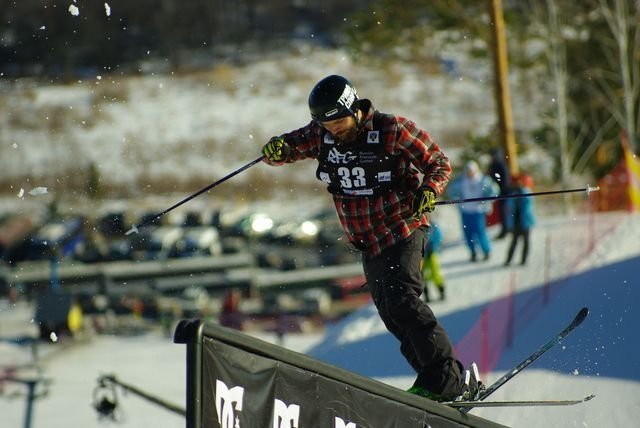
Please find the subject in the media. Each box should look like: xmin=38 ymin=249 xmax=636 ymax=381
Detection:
xmin=458 ymin=307 xmax=589 ymax=412
xmin=445 ymin=394 xmax=595 ymax=408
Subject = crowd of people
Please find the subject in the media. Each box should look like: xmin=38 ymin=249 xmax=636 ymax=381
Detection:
xmin=421 ymin=148 xmax=537 ymax=301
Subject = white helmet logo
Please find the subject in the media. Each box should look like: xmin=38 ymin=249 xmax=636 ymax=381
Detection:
xmin=337 ymin=84 xmax=357 ymax=109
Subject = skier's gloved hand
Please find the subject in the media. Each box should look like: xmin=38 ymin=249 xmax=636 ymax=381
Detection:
xmin=412 ymin=188 xmax=437 ymax=220
xmin=262 ymin=136 xmax=290 ymax=162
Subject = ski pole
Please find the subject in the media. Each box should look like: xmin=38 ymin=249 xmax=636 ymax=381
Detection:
xmin=435 ymin=185 xmax=600 ymax=206
xmin=126 ymin=155 xmax=265 ymax=234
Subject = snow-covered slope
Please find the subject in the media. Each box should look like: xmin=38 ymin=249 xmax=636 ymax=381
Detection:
xmin=309 ymin=209 xmax=640 ymax=427
xmin=1 ymin=210 xmax=638 ymax=427
xmin=1 ymin=45 xmax=555 ymax=206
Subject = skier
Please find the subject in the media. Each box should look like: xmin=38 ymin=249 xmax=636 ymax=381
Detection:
xmin=260 ymin=74 xmax=474 ymax=402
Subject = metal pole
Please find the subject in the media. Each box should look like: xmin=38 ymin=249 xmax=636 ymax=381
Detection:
xmin=0 ymin=376 xmax=48 ymax=428
xmin=23 ymin=381 xmax=36 ymax=428
xmin=49 ymin=255 xmax=59 ymax=293
xmin=435 ymin=185 xmax=599 ymax=207
xmin=127 ymin=156 xmax=265 ymax=234
xmin=99 ymin=375 xmax=186 ymax=417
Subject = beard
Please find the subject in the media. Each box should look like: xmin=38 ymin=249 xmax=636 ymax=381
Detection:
xmin=332 ymin=126 xmax=358 ymax=145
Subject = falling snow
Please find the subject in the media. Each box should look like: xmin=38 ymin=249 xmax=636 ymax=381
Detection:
xmin=125 ymin=224 xmax=139 ymax=235
xmin=68 ymin=4 xmax=80 ymax=16
xmin=27 ymin=187 xmax=48 ymax=196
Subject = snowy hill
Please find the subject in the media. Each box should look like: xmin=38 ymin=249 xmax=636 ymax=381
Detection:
xmin=1 ymin=208 xmax=638 ymax=427
xmin=309 ymin=208 xmax=640 ymax=427
xmin=1 ymin=44 xmax=555 ymax=210
xmin=0 ymin=43 xmax=637 ymax=428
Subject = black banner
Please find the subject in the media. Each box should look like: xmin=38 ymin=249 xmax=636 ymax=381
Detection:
xmin=174 ymin=320 xmax=504 ymax=428
xmin=204 ymin=338 xmax=435 ymax=427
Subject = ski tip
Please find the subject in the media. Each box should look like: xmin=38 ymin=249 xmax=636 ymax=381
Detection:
xmin=584 ymin=394 xmax=596 ymax=402
xmin=569 ymin=307 xmax=589 ymax=328
xmin=576 ymin=307 xmax=589 ymax=322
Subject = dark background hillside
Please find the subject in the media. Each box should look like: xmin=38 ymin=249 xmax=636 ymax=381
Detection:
xmin=1 ymin=0 xmax=638 ymax=185
xmin=0 ymin=0 xmax=368 ymax=78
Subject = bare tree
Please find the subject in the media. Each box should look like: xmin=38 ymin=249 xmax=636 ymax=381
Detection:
xmin=524 ymin=0 xmax=639 ymax=185
xmin=523 ymin=1 xmax=578 ymax=186
xmin=594 ymin=0 xmax=640 ymax=154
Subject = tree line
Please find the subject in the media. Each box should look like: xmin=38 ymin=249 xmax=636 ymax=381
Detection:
xmin=1 ymin=0 xmax=637 ymax=182
xmin=344 ymin=0 xmax=639 ymax=181
xmin=0 ymin=0 xmax=366 ymax=77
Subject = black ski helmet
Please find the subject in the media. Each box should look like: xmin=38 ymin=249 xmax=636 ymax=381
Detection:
xmin=308 ymin=75 xmax=359 ymax=122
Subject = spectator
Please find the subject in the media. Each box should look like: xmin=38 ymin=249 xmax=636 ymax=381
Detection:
xmin=219 ymin=289 xmax=244 ymax=330
xmin=422 ymin=222 xmax=446 ymax=301
xmin=504 ymin=174 xmax=536 ymax=266
xmin=447 ymin=160 xmax=499 ymax=262
xmin=487 ymin=148 xmax=511 ymax=239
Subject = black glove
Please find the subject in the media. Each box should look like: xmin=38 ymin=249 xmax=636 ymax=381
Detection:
xmin=262 ymin=136 xmax=290 ymax=162
xmin=412 ymin=188 xmax=437 ymax=220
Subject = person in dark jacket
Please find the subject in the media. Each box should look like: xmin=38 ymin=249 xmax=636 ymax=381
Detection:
xmin=504 ymin=174 xmax=536 ymax=266
xmin=261 ymin=75 xmax=473 ymax=401
xmin=487 ymin=148 xmax=511 ymax=239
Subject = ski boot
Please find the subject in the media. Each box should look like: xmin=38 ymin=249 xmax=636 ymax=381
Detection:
xmin=458 ymin=362 xmax=486 ymax=401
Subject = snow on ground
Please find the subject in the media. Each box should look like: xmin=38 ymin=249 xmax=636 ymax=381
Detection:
xmin=1 ymin=45 xmax=554 ymax=202
xmin=0 ymin=44 xmax=635 ymax=427
xmin=1 ymin=208 xmax=638 ymax=427
xmin=310 ymin=208 xmax=640 ymax=427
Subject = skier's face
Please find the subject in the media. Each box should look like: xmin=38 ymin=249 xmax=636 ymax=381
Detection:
xmin=321 ymin=115 xmax=357 ymax=145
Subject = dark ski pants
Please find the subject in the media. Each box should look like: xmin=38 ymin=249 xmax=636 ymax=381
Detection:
xmin=505 ymin=228 xmax=530 ymax=265
xmin=362 ymin=229 xmax=464 ymax=398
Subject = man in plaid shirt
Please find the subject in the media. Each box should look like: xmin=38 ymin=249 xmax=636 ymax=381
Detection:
xmin=262 ymin=75 xmax=469 ymax=401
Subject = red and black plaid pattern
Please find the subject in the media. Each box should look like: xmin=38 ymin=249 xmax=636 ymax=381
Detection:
xmin=266 ymin=100 xmax=451 ymax=256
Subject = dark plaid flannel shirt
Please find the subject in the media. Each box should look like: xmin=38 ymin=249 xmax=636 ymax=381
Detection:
xmin=264 ymin=100 xmax=451 ymax=256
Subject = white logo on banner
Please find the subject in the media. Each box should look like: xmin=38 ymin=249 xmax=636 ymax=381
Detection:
xmin=273 ymin=399 xmax=300 ymax=428
xmin=335 ymin=417 xmax=356 ymax=428
xmin=215 ymin=380 xmax=244 ymax=428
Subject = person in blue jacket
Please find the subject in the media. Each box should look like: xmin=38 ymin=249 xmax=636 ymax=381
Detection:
xmin=504 ymin=174 xmax=536 ymax=266
xmin=447 ymin=160 xmax=499 ymax=262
